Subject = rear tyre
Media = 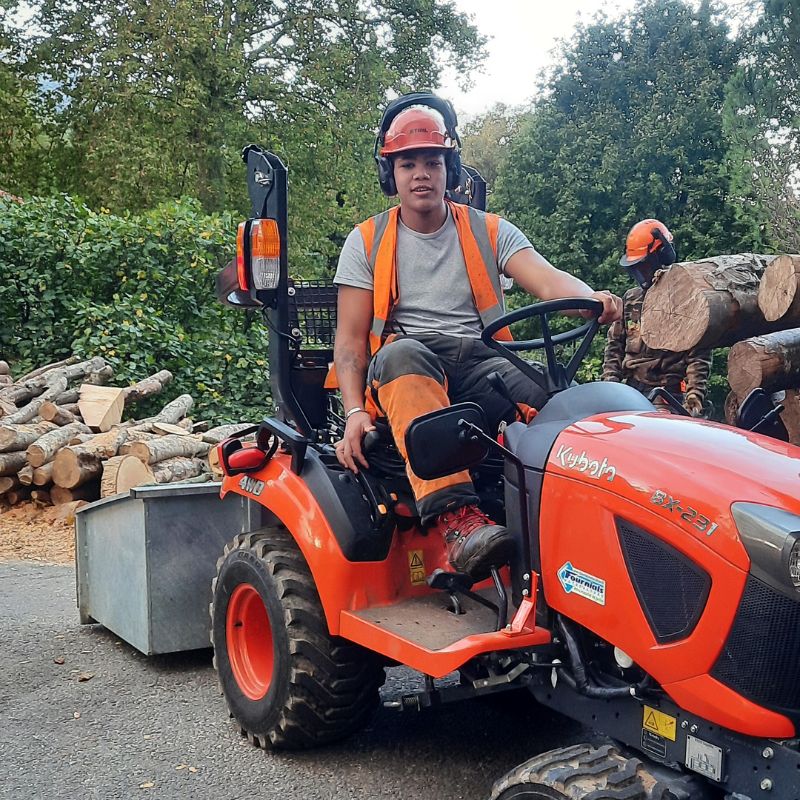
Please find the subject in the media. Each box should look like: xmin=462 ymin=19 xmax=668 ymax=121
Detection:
xmin=211 ymin=528 xmax=385 ymax=749
xmin=492 ymin=743 xmax=705 ymax=799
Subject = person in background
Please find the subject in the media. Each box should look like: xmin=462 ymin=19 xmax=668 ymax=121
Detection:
xmin=602 ymin=219 xmax=711 ymax=416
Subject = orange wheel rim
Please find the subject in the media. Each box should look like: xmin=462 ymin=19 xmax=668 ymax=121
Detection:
xmin=226 ymin=583 xmax=274 ymax=700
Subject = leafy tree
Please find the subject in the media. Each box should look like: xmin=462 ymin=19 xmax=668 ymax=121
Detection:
xmin=0 ymin=7 xmax=49 ymax=194
xmin=0 ymin=195 xmax=270 ymax=422
xmin=494 ymin=0 xmax=762 ymax=298
xmin=11 ymin=0 xmax=482 ymax=225
xmin=460 ymin=103 xmax=522 ymax=190
xmin=725 ymin=0 xmax=800 ymax=252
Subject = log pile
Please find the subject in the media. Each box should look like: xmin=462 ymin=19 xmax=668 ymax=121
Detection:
xmin=0 ymin=357 xmax=250 ymax=509
xmin=639 ymin=252 xmax=800 ymax=442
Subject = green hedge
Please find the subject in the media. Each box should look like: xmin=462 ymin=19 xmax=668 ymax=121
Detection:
xmin=0 ymin=195 xmax=270 ymax=423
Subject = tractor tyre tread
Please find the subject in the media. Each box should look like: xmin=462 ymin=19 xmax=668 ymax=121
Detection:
xmin=492 ymin=742 xmax=705 ymax=800
xmin=211 ymin=527 xmax=385 ymax=750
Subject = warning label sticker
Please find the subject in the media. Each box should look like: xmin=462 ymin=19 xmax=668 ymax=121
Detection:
xmin=408 ymin=550 xmax=426 ymax=585
xmin=643 ymin=705 xmax=677 ymax=741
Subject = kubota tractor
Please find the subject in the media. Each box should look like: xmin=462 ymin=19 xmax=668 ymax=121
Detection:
xmin=212 ymin=145 xmax=800 ymax=800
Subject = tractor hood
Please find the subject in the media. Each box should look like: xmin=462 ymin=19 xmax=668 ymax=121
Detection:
xmin=505 ymin=383 xmax=800 ymax=571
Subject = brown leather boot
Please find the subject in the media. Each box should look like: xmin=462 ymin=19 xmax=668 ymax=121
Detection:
xmin=433 ymin=504 xmax=514 ymax=581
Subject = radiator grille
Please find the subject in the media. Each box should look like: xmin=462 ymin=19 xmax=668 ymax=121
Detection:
xmin=617 ymin=519 xmax=710 ymax=643
xmin=712 ymin=575 xmax=800 ymax=715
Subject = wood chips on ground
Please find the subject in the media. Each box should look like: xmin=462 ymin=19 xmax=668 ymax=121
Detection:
xmin=0 ymin=501 xmax=84 ymax=564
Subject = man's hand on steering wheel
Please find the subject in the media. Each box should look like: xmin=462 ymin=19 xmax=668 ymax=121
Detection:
xmin=585 ymin=290 xmax=623 ymax=324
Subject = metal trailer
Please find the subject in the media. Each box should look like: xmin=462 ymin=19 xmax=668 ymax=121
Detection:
xmin=75 ymin=482 xmax=257 ymax=655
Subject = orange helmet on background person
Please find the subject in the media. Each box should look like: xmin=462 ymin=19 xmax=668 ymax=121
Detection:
xmin=620 ymin=219 xmax=676 ymax=267
xmin=379 ymin=106 xmax=456 ymax=156
xmin=620 ymin=218 xmax=676 ymax=289
xmin=374 ymin=92 xmax=462 ymax=196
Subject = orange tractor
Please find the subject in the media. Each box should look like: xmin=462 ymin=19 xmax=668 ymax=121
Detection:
xmin=213 ymin=146 xmax=800 ymax=799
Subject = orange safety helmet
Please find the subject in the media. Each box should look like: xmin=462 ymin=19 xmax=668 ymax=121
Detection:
xmin=620 ymin=219 xmax=676 ymax=268
xmin=379 ymin=106 xmax=456 ymax=156
xmin=374 ymin=95 xmax=462 ymax=196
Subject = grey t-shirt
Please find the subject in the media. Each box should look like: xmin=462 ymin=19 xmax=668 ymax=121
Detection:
xmin=333 ymin=208 xmax=532 ymax=338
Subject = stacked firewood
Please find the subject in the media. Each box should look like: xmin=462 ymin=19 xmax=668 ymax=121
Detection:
xmin=639 ymin=253 xmax=800 ymax=440
xmin=0 ymin=356 xmax=250 ymax=508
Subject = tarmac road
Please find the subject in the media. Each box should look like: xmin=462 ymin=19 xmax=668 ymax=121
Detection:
xmin=0 ymin=561 xmax=584 ymax=800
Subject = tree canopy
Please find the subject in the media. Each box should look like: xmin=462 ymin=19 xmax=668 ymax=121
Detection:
xmin=491 ymin=0 xmax=764 ymax=293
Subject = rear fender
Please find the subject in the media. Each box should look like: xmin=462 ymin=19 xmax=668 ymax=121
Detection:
xmin=220 ymin=452 xmax=449 ymax=635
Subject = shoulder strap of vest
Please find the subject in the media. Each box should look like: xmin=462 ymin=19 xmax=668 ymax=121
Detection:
xmin=357 ymin=209 xmax=393 ymax=268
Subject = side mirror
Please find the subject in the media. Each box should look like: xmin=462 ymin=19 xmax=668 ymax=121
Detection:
xmin=215 ymin=258 xmax=262 ymax=309
xmin=405 ymin=402 xmax=490 ymax=480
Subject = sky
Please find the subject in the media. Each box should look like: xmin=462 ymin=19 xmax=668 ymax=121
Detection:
xmin=438 ymin=0 xmax=729 ymax=118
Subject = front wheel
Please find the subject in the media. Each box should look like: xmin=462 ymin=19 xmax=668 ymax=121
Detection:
xmin=492 ymin=743 xmax=706 ymax=799
xmin=210 ymin=528 xmax=385 ymax=749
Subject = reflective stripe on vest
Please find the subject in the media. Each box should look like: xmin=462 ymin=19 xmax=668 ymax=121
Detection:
xmin=358 ymin=201 xmax=511 ymax=353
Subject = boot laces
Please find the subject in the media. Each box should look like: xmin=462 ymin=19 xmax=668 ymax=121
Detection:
xmin=440 ymin=504 xmax=493 ymax=543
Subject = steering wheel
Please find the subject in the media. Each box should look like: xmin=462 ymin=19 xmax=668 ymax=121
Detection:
xmin=480 ymin=297 xmax=604 ymax=395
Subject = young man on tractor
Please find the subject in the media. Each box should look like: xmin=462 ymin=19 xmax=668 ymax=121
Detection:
xmin=602 ymin=219 xmax=712 ymax=416
xmin=333 ymin=93 xmax=623 ymax=581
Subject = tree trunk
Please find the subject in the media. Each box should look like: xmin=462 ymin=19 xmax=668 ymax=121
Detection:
xmin=78 ymin=384 xmax=125 ymax=431
xmin=40 ymin=402 xmax=80 ymax=425
xmin=51 ymin=482 xmax=100 ymax=505
xmin=16 ymin=355 xmax=79 ymax=383
xmin=0 ymin=452 xmax=27 ymax=476
xmin=87 ymin=365 xmax=114 ymax=385
xmin=207 ymin=446 xmax=223 ymax=480
xmin=0 ymin=475 xmax=19 ymax=494
xmin=779 ymin=390 xmax=800 ymax=446
xmin=53 ymin=388 xmax=80 ymax=406
xmin=758 ymin=254 xmax=800 ymax=322
xmin=201 ymin=423 xmax=254 ymax=444
xmin=52 ymin=427 xmax=129 ymax=488
xmin=152 ymin=422 xmax=189 ymax=436
xmin=152 ymin=456 xmax=208 ymax=483
xmin=123 ymin=370 xmax=173 ymax=404
xmin=33 ymin=461 xmax=54 ymax=486
xmin=641 ymin=254 xmax=780 ymax=351
xmin=0 ymin=421 xmax=58 ymax=453
xmin=153 ymin=394 xmax=193 ymax=423
xmin=123 ymin=429 xmax=159 ymax=444
xmin=728 ymin=330 xmax=800 ymax=398
xmin=18 ymin=465 xmax=34 ymax=485
xmin=31 ymin=489 xmax=52 ymax=506
xmin=724 ymin=391 xmax=740 ymax=426
xmin=52 ymin=451 xmax=104 ymax=489
xmin=27 ymin=422 xmax=92 ymax=467
xmin=124 ymin=434 xmax=210 ymax=465
xmin=101 ymin=455 xmax=156 ymax=498
xmin=0 ymin=398 xmax=17 ymax=417
xmin=6 ymin=486 xmax=31 ymax=505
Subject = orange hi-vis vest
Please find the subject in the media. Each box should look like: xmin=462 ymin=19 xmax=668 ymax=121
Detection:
xmin=357 ymin=200 xmax=513 ymax=354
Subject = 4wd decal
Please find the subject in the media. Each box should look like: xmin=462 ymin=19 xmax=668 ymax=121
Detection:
xmin=558 ymin=562 xmax=606 ymax=605
xmin=555 ymin=445 xmax=617 ymax=482
xmin=239 ymin=475 xmax=265 ymax=496
xmin=650 ymin=490 xmax=718 ymax=536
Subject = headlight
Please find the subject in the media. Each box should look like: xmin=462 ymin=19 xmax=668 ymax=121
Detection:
xmin=732 ymin=503 xmax=800 ymax=598
xmin=790 ymin=540 xmax=800 ymax=589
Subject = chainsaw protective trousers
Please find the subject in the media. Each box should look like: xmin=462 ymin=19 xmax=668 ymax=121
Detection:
xmin=366 ymin=333 xmax=547 ymax=522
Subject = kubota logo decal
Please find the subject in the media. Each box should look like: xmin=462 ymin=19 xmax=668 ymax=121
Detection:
xmin=239 ymin=475 xmax=265 ymax=496
xmin=555 ymin=445 xmax=617 ymax=482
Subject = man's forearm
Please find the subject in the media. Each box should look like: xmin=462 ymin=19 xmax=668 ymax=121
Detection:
xmin=334 ymin=340 xmax=370 ymax=410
